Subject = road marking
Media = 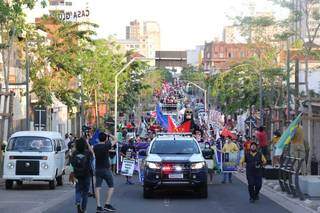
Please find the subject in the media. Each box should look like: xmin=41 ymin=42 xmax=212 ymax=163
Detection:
xmin=164 ymin=198 xmax=170 ymax=207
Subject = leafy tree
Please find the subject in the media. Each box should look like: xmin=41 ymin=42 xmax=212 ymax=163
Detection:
xmin=271 ymin=0 xmax=320 ymax=174
xmin=30 ymin=15 xmax=97 ymax=107
xmin=0 ymin=0 xmax=46 ymax=90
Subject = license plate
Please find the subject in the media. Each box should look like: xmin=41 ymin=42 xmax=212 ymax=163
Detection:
xmin=169 ymin=173 xmax=183 ymax=179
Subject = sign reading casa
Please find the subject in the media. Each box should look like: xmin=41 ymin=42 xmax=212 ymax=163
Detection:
xmin=59 ymin=9 xmax=90 ymax=21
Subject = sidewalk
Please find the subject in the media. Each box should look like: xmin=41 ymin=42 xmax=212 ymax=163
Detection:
xmin=234 ymin=172 xmax=320 ymax=213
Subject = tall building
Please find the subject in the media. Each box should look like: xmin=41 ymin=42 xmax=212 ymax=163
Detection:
xmin=123 ymin=20 xmax=161 ymax=60
xmin=144 ymin=21 xmax=161 ymax=51
xmin=126 ymin=20 xmax=142 ymax=40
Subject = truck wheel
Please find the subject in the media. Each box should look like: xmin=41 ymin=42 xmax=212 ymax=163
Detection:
xmin=5 ymin=180 xmax=13 ymax=190
xmin=49 ymin=180 xmax=56 ymax=189
xmin=16 ymin=180 xmax=23 ymax=186
xmin=143 ymin=186 xmax=153 ymax=199
xmin=56 ymin=175 xmax=63 ymax=186
xmin=197 ymin=184 xmax=208 ymax=199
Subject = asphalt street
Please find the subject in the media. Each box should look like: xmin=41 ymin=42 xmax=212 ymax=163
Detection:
xmin=45 ymin=174 xmax=290 ymax=213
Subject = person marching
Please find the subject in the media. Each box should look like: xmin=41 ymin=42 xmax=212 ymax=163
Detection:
xmin=93 ymin=132 xmax=117 ymax=212
xmin=221 ymin=138 xmax=239 ymax=183
xmin=240 ymin=142 xmax=267 ymax=203
xmin=69 ymin=138 xmax=94 ymax=213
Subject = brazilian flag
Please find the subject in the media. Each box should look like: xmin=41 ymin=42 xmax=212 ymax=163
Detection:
xmin=275 ymin=113 xmax=302 ymax=156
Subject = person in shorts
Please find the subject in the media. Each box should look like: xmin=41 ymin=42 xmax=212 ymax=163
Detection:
xmin=93 ymin=132 xmax=116 ymax=212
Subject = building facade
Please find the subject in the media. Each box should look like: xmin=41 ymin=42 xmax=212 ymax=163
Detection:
xmin=124 ymin=20 xmax=161 ymax=60
xmin=187 ymin=45 xmax=204 ymax=68
xmin=155 ymin=51 xmax=187 ymax=72
xmin=203 ymin=41 xmax=253 ymax=72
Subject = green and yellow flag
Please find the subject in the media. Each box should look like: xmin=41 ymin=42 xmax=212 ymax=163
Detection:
xmin=275 ymin=113 xmax=302 ymax=156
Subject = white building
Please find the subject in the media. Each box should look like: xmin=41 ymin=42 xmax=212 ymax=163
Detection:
xmin=187 ymin=45 xmax=204 ymax=67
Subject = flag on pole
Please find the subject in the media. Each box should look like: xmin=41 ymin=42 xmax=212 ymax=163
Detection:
xmin=168 ymin=117 xmax=191 ymax=133
xmin=156 ymin=104 xmax=168 ymax=129
xmin=89 ymin=129 xmax=100 ymax=146
xmin=275 ymin=113 xmax=302 ymax=156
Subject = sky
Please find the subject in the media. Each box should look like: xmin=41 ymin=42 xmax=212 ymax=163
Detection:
xmin=28 ymin=0 xmax=286 ymax=50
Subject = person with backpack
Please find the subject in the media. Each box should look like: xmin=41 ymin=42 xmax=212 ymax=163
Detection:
xmin=69 ymin=138 xmax=94 ymax=213
xmin=93 ymin=132 xmax=117 ymax=212
xmin=240 ymin=142 xmax=267 ymax=203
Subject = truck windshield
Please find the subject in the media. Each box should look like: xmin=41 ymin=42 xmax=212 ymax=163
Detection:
xmin=7 ymin=137 xmax=53 ymax=152
xmin=150 ymin=140 xmax=200 ymax=154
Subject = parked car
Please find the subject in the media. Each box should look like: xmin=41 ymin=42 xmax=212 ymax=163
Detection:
xmin=3 ymin=131 xmax=67 ymax=189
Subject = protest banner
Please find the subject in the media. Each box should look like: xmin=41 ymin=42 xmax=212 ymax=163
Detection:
xmin=221 ymin=152 xmax=239 ymax=172
xmin=121 ymin=158 xmax=135 ymax=176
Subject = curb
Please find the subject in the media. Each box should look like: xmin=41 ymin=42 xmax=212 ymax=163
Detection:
xmin=234 ymin=172 xmax=317 ymax=213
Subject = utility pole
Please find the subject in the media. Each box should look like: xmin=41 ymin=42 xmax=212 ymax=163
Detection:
xmin=79 ymin=75 xmax=85 ymax=134
xmin=94 ymin=88 xmax=99 ymax=128
xmin=25 ymin=40 xmax=30 ymax=130
xmin=286 ymin=40 xmax=291 ymax=123
xmin=294 ymin=59 xmax=299 ymax=114
xmin=259 ymin=69 xmax=263 ymax=126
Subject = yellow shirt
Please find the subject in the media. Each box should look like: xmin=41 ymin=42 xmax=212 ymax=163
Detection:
xmin=222 ymin=142 xmax=239 ymax=153
xmin=271 ymin=136 xmax=280 ymax=145
xmin=291 ymin=126 xmax=304 ymax=145
xmin=240 ymin=152 xmax=267 ymax=166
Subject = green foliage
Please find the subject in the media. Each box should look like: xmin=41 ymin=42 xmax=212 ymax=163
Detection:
xmin=211 ymin=60 xmax=285 ymax=114
xmin=180 ymin=66 xmax=207 ymax=82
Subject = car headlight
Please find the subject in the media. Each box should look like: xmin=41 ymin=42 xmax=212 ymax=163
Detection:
xmin=7 ymin=162 xmax=14 ymax=169
xmin=41 ymin=162 xmax=49 ymax=169
xmin=145 ymin=162 xmax=161 ymax=170
xmin=191 ymin=162 xmax=205 ymax=170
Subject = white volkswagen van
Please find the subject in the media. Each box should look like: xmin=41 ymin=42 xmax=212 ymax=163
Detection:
xmin=3 ymin=131 xmax=67 ymax=189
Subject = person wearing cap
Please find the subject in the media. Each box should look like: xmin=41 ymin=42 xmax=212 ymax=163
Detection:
xmin=240 ymin=142 xmax=267 ymax=203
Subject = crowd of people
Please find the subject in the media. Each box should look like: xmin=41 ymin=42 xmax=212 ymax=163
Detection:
xmin=63 ymin=79 xmax=308 ymax=212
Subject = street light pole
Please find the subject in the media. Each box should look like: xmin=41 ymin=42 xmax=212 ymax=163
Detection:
xmin=115 ymin=57 xmax=136 ymax=174
xmin=181 ymin=80 xmax=207 ymax=112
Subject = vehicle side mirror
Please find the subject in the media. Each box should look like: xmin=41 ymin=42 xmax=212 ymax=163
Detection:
xmin=1 ymin=144 xmax=6 ymax=151
xmin=56 ymin=146 xmax=62 ymax=152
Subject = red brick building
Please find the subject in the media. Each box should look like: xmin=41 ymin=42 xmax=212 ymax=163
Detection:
xmin=203 ymin=41 xmax=253 ymax=72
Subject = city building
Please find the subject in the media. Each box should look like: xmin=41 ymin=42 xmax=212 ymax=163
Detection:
xmin=117 ymin=39 xmax=143 ymax=53
xmin=123 ymin=19 xmax=161 ymax=60
xmin=203 ymin=41 xmax=253 ymax=73
xmin=155 ymin=51 xmax=187 ymax=72
xmin=126 ymin=20 xmax=143 ymax=40
xmin=223 ymin=26 xmax=246 ymax=43
xmin=187 ymin=45 xmax=204 ymax=68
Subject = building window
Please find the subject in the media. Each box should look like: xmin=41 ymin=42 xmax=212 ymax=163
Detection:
xmin=240 ymin=51 xmax=245 ymax=57
xmin=65 ymin=2 xmax=72 ymax=6
xmin=207 ymin=53 xmax=210 ymax=59
xmin=219 ymin=53 xmax=224 ymax=58
xmin=50 ymin=1 xmax=59 ymax=6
